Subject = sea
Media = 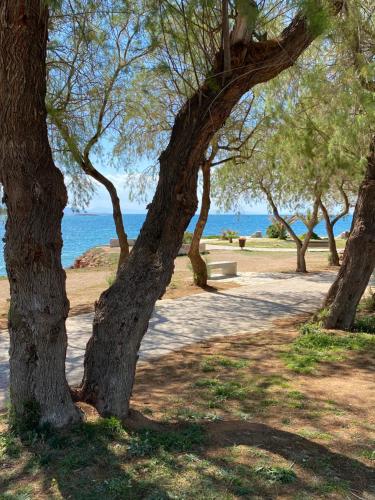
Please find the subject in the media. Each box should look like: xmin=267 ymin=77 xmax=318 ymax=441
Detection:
xmin=0 ymin=213 xmax=352 ymax=276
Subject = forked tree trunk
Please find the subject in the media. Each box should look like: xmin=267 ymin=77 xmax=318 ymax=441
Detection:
xmin=320 ymin=202 xmax=340 ymax=266
xmin=79 ymin=8 xmax=342 ymax=418
xmin=319 ymin=193 xmax=350 ymax=267
xmin=262 ymin=187 xmax=319 ymax=273
xmin=324 ymin=136 xmax=375 ymax=330
xmin=188 ymin=161 xmax=211 ymax=287
xmin=0 ymin=3 xmax=80 ymax=427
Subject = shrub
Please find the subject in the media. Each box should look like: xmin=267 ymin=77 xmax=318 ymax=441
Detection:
xmin=266 ymin=223 xmax=287 ymax=240
xmin=183 ymin=231 xmax=193 ymax=244
xmin=221 ymin=229 xmax=239 ymax=242
xmin=300 ymin=231 xmax=321 ymax=240
xmin=358 ymin=288 xmax=375 ymax=313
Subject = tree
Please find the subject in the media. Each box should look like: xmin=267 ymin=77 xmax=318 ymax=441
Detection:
xmin=0 ymin=1 xmax=81 ymax=427
xmin=323 ymin=0 xmax=375 ymax=328
xmin=78 ymin=0 xmax=344 ymax=418
xmin=319 ymin=184 xmax=350 ymax=266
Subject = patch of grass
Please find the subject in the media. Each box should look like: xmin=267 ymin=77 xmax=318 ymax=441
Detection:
xmin=282 ymin=322 xmax=375 ymax=373
xmin=254 ymin=465 xmax=297 ymax=484
xmin=0 ymin=431 xmax=21 ymax=459
xmin=127 ymin=424 xmax=206 ymax=457
xmin=194 ymin=378 xmax=248 ymax=401
xmin=298 ymin=428 xmax=333 ymax=441
xmin=0 ymin=486 xmax=34 ymax=499
xmin=360 ymin=448 xmax=375 ymax=461
xmin=353 ymin=315 xmax=375 ymax=333
xmin=358 ymin=289 xmax=375 ymax=313
xmin=200 ymin=355 xmax=248 ymax=372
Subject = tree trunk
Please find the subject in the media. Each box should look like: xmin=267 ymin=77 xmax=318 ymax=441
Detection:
xmin=82 ymin=158 xmax=129 ymax=273
xmin=79 ymin=9 xmax=341 ymax=418
xmin=188 ymin=162 xmax=211 ymax=287
xmin=320 ymin=201 xmax=340 ymax=266
xmin=296 ymin=244 xmax=307 ymax=273
xmin=0 ymin=3 xmax=80 ymax=427
xmin=324 ymin=136 xmax=375 ymax=330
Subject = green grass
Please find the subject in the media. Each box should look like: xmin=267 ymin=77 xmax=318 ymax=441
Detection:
xmin=282 ymin=320 xmax=375 ymax=373
xmin=194 ymin=378 xmax=248 ymax=400
xmin=200 ymin=355 xmax=248 ymax=372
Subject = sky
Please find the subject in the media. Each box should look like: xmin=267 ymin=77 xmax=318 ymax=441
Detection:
xmin=75 ymin=173 xmax=269 ymax=215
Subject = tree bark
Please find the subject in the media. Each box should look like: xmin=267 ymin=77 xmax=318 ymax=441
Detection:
xmin=320 ymin=201 xmax=340 ymax=266
xmin=188 ymin=161 xmax=211 ymax=287
xmin=79 ymin=5 xmax=343 ymax=418
xmin=324 ymin=136 xmax=375 ymax=330
xmin=0 ymin=2 xmax=81 ymax=427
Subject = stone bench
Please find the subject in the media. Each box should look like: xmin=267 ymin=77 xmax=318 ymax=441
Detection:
xmin=207 ymin=261 xmax=237 ymax=277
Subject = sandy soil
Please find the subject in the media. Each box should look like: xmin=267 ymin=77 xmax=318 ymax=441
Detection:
xmin=0 ymin=249 xmax=332 ymax=330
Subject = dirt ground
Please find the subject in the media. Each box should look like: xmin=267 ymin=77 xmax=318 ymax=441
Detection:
xmin=0 ymin=248 xmax=332 ymax=330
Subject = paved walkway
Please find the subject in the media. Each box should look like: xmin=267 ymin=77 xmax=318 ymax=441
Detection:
xmin=0 ymin=272 xmax=335 ymax=409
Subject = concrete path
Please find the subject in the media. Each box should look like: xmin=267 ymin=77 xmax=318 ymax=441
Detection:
xmin=0 ymin=271 xmax=335 ymax=409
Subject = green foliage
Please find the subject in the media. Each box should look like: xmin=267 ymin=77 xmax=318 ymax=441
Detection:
xmin=200 ymin=355 xmax=248 ymax=372
xmin=266 ymin=223 xmax=287 ymax=239
xmin=194 ymin=378 xmax=248 ymax=400
xmin=182 ymin=231 xmax=194 ymax=244
xmin=127 ymin=424 xmax=205 ymax=457
xmin=358 ymin=289 xmax=375 ymax=313
xmin=255 ymin=465 xmax=297 ymax=484
xmin=300 ymin=231 xmax=321 ymax=240
xmin=221 ymin=229 xmax=239 ymax=241
xmin=353 ymin=315 xmax=375 ymax=334
xmin=236 ymin=0 xmax=259 ymax=33
xmin=300 ymin=0 xmax=332 ymax=37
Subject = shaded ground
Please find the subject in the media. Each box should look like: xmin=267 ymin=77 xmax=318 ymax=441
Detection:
xmin=0 ymin=249 xmax=331 ymax=331
xmin=1 ymin=316 xmax=374 ymax=499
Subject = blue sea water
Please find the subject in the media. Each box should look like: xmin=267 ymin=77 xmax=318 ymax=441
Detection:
xmin=0 ymin=213 xmax=352 ymax=276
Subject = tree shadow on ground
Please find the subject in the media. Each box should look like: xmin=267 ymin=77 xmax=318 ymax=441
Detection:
xmin=124 ymin=411 xmax=375 ymax=496
xmin=1 ymin=409 xmax=374 ymax=499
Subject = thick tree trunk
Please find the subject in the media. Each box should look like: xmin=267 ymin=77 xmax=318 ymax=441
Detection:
xmin=79 ymin=8 xmax=342 ymax=418
xmin=324 ymin=136 xmax=375 ymax=330
xmin=188 ymin=162 xmax=211 ymax=287
xmin=320 ymin=201 xmax=340 ymax=266
xmin=0 ymin=3 xmax=80 ymax=427
xmin=82 ymin=158 xmax=129 ymax=272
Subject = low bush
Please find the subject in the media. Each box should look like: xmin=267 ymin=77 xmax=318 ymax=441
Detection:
xmin=266 ymin=223 xmax=287 ymax=240
xmin=300 ymin=231 xmax=321 ymax=240
xmin=183 ymin=231 xmax=193 ymax=244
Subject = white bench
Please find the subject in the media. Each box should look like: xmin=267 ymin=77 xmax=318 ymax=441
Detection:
xmin=207 ymin=261 xmax=237 ymax=277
